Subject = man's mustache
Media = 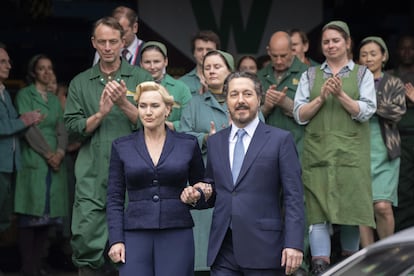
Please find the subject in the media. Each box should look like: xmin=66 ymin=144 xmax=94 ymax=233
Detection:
xmin=235 ymin=104 xmax=249 ymax=110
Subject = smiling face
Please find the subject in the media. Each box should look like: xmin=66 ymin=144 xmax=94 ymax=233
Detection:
xmin=137 ymin=90 xmax=171 ymax=131
xmin=359 ymin=41 xmax=386 ymax=77
xmin=140 ymin=48 xmax=168 ymax=81
xmin=321 ymin=29 xmax=350 ymax=61
xmin=33 ymin=57 xmax=53 ymax=86
xmin=226 ymin=77 xmax=260 ymax=128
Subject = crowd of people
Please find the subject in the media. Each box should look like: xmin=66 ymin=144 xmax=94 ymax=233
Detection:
xmin=1 ymin=4 xmax=414 ymax=276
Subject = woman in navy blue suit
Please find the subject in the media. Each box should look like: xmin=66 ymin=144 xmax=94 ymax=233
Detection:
xmin=106 ymin=81 xmax=211 ymax=276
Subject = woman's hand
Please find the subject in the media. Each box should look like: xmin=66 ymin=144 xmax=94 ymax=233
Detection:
xmin=180 ymin=185 xmax=201 ymax=205
xmin=180 ymin=183 xmax=213 ymax=205
xmin=108 ymin=243 xmax=125 ymax=264
xmin=193 ymin=182 xmax=213 ymax=201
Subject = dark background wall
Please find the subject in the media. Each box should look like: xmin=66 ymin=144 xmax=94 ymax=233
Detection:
xmin=1 ymin=0 xmax=414 ymax=89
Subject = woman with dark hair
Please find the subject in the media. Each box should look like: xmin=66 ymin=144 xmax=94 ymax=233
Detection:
xmin=236 ymin=55 xmax=258 ymax=74
xmin=14 ymin=54 xmax=68 ymax=276
xmin=358 ymin=36 xmax=406 ymax=247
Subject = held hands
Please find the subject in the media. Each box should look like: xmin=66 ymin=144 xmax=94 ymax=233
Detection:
xmin=321 ymin=76 xmax=342 ymax=101
xmin=281 ymin=248 xmax=303 ymax=275
xmin=108 ymin=243 xmax=125 ymax=264
xmin=105 ymin=79 xmax=128 ymax=106
xmin=95 ymin=80 xmax=129 ymax=124
xmin=180 ymin=182 xmax=213 ymax=205
xmin=20 ymin=110 xmax=45 ymax=127
xmin=47 ymin=151 xmax=64 ymax=171
xmin=193 ymin=182 xmax=213 ymax=201
xmin=264 ymin=85 xmax=288 ymax=108
xmin=99 ymin=87 xmax=114 ymax=118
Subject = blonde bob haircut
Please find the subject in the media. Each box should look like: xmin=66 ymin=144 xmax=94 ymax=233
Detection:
xmin=134 ymin=81 xmax=179 ymax=108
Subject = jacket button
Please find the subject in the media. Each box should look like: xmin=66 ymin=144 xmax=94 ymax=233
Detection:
xmin=152 ymin=195 xmax=160 ymax=202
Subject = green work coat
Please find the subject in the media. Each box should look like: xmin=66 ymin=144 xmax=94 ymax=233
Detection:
xmin=14 ymin=84 xmax=68 ymax=217
xmin=161 ymin=74 xmax=192 ymax=131
xmin=179 ymin=67 xmax=202 ymax=96
xmin=257 ymin=56 xmax=308 ymax=155
xmin=180 ymin=90 xmax=230 ymax=161
xmin=64 ymin=60 xmax=152 ymax=268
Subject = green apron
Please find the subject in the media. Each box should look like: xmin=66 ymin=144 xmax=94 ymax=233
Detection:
xmin=303 ymin=66 xmax=375 ymax=227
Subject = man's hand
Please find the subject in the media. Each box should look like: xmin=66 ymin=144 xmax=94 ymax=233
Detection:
xmin=106 ymin=79 xmax=128 ymax=106
xmin=281 ymin=248 xmax=303 ymax=275
xmin=20 ymin=110 xmax=45 ymax=126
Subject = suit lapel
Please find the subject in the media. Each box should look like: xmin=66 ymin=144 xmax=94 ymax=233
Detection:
xmin=216 ymin=128 xmax=233 ymax=188
xmin=133 ymin=127 xmax=174 ymax=168
xmin=235 ymin=122 xmax=270 ymax=186
xmin=133 ymin=130 xmax=154 ymax=168
xmin=157 ymin=128 xmax=174 ymax=165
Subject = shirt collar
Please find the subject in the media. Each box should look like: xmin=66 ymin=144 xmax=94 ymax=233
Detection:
xmin=127 ymin=36 xmax=139 ymax=53
xmin=320 ymin=59 xmax=355 ymax=74
xmin=230 ymin=117 xmax=259 ymax=140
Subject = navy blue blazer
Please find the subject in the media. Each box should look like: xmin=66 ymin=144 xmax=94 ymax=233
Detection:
xmin=107 ymin=127 xmax=205 ymax=246
xmin=204 ymin=121 xmax=305 ymax=269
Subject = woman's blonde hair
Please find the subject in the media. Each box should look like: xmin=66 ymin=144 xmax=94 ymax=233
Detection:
xmin=134 ymin=81 xmax=179 ymax=108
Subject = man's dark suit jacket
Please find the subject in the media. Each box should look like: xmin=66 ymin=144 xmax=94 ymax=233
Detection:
xmin=204 ymin=121 xmax=305 ymax=269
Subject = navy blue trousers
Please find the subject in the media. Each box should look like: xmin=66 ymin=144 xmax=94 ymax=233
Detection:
xmin=119 ymin=228 xmax=194 ymax=276
xmin=211 ymin=229 xmax=285 ymax=276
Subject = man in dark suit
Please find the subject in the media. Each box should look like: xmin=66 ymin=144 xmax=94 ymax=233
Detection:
xmin=184 ymin=71 xmax=305 ymax=275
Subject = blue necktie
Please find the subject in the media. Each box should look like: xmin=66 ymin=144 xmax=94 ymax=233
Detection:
xmin=232 ymin=129 xmax=246 ymax=184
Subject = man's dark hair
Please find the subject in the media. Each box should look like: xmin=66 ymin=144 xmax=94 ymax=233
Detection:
xmin=223 ymin=71 xmax=263 ymax=99
xmin=191 ymin=30 xmax=221 ymax=53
